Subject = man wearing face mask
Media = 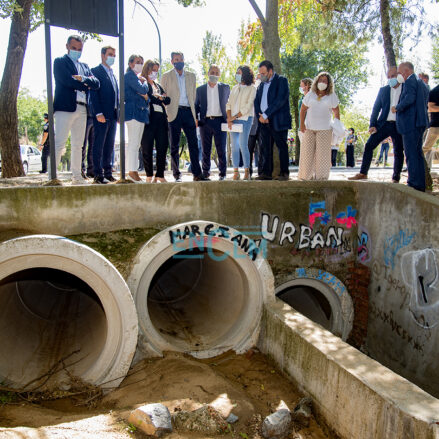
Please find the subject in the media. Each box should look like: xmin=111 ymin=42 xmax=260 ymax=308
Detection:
xmin=195 ymin=65 xmax=230 ymax=180
xmin=53 ymin=35 xmax=100 ymax=184
xmin=391 ymin=62 xmax=429 ymax=192
xmin=254 ymin=60 xmax=292 ymax=180
xmin=349 ymin=66 xmax=404 ymax=183
xmin=161 ymin=51 xmax=207 ymax=181
xmin=89 ymin=46 xmax=119 ymax=184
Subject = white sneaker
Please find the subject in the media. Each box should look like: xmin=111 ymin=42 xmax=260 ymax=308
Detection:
xmin=102 ymin=177 xmax=110 ymax=184
xmin=72 ymin=176 xmax=89 ymax=185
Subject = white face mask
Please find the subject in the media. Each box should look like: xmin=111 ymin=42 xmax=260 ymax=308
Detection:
xmin=317 ymin=82 xmax=328 ymax=91
xmin=397 ymin=73 xmax=405 ymax=84
xmin=149 ymin=71 xmax=158 ymax=81
xmin=133 ymin=64 xmax=143 ymax=75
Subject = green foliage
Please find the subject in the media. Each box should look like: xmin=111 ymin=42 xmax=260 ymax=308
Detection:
xmin=17 ymin=88 xmax=47 ymax=144
xmin=175 ymin=0 xmax=204 ymax=5
xmin=199 ymin=31 xmax=228 ymax=79
xmin=431 ymin=33 xmax=439 ymax=80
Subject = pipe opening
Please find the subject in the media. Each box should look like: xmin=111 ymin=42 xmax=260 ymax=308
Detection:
xmin=277 ymin=285 xmax=333 ymax=331
xmin=147 ymin=248 xmax=249 ymax=352
xmin=0 ymin=267 xmax=107 ymax=390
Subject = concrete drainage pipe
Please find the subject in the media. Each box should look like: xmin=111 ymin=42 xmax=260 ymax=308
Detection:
xmin=128 ymin=221 xmax=274 ymax=359
xmin=0 ymin=235 xmax=138 ymax=391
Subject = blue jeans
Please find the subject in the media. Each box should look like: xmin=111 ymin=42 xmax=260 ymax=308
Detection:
xmin=231 ymin=117 xmax=253 ymax=168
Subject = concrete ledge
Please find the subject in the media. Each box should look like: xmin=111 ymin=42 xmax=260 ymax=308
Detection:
xmin=258 ymin=299 xmax=439 ymax=439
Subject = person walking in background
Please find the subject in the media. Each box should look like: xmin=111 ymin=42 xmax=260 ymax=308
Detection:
xmin=254 ymin=60 xmax=292 ymax=180
xmin=140 ymin=60 xmax=170 ymax=183
xmin=162 ymin=51 xmax=207 ymax=182
xmin=331 ymin=143 xmax=339 ymax=167
xmin=226 ymin=65 xmax=255 ymax=180
xmin=345 ymin=128 xmax=356 ymax=167
xmin=298 ymin=72 xmax=340 ymax=180
xmin=349 ymin=66 xmax=405 ymax=183
xmin=298 ymin=78 xmax=313 ymax=145
xmin=124 ymin=54 xmax=149 ymax=183
xmin=195 ymin=65 xmax=230 ymax=181
xmin=53 ymin=35 xmax=99 ymax=184
xmin=375 ymin=137 xmax=391 ymax=166
xmin=392 ymin=62 xmax=429 ymax=192
xmin=39 ymin=113 xmax=50 ymax=174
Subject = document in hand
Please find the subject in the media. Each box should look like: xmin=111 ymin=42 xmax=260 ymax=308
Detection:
xmin=221 ymin=123 xmax=243 ymax=133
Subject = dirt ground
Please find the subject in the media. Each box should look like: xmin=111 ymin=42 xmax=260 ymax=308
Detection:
xmin=0 ymin=351 xmax=331 ymax=439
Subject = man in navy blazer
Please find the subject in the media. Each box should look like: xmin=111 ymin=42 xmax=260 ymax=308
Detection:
xmin=393 ymin=62 xmax=429 ymax=191
xmin=254 ymin=60 xmax=292 ymax=180
xmin=195 ymin=65 xmax=230 ymax=180
xmin=349 ymin=66 xmax=404 ymax=182
xmin=90 ymin=46 xmax=119 ymax=184
xmin=53 ymin=35 xmax=99 ymax=184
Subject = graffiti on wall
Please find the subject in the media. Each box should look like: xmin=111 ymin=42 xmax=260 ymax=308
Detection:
xmin=295 ymin=267 xmax=347 ymax=297
xmin=383 ymin=229 xmax=416 ymax=270
xmin=309 ymin=202 xmax=357 ymax=229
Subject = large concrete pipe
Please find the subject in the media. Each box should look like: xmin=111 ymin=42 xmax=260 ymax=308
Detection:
xmin=0 ymin=236 xmax=138 ymax=391
xmin=275 ymin=269 xmax=354 ymax=340
xmin=128 ymin=221 xmax=274 ymax=359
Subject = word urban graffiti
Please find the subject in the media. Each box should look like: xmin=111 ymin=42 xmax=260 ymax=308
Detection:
xmin=295 ymin=267 xmax=347 ymax=297
xmin=369 ymin=302 xmax=424 ymax=351
xmin=169 ymin=223 xmax=265 ymax=261
xmin=309 ymin=201 xmax=357 ymax=229
xmin=401 ymin=249 xmax=439 ymax=329
xmin=383 ymin=229 xmax=416 ymax=269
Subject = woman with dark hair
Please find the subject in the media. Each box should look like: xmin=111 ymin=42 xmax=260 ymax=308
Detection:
xmin=298 ymin=71 xmax=340 ymax=180
xmin=345 ymin=127 xmax=357 ymax=167
xmin=226 ymin=65 xmax=256 ymax=180
xmin=124 ymin=54 xmax=149 ymax=182
xmin=140 ymin=60 xmax=171 ymax=182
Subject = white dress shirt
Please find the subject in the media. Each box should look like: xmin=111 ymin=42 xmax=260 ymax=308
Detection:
xmin=387 ymin=85 xmax=402 ymax=121
xmin=72 ymin=59 xmax=87 ymax=104
xmin=206 ymin=83 xmax=222 ymax=117
xmin=175 ymin=69 xmax=190 ymax=107
xmin=102 ymin=63 xmax=118 ymax=109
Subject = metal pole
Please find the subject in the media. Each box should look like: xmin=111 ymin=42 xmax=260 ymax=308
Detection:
xmin=119 ymin=0 xmax=126 ymax=180
xmin=44 ymin=1 xmax=57 ymax=181
xmin=134 ymin=0 xmax=162 ymax=79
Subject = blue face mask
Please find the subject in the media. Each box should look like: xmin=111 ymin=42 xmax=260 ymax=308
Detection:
xmin=106 ymin=56 xmax=115 ymax=67
xmin=68 ymin=50 xmax=82 ymax=62
xmin=388 ymin=78 xmax=398 ymax=88
xmin=235 ymin=73 xmax=242 ymax=83
xmin=174 ymin=61 xmax=185 ymax=71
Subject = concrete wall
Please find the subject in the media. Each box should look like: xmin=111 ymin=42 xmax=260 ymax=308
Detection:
xmin=259 ymin=299 xmax=439 ymax=439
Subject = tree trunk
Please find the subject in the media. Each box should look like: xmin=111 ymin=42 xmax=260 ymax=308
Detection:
xmin=293 ymin=101 xmax=300 ymax=165
xmin=262 ymin=0 xmax=282 ymax=73
xmin=0 ymin=0 xmax=33 ymax=178
xmin=380 ymin=0 xmax=397 ymax=69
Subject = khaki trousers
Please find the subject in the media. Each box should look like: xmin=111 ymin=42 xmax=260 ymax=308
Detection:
xmin=422 ymin=127 xmax=439 ymax=168
xmin=298 ymin=129 xmax=332 ymax=180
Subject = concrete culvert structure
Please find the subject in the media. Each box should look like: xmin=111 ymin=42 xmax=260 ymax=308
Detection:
xmin=0 ymin=235 xmax=138 ymax=391
xmin=128 ymin=221 xmax=274 ymax=359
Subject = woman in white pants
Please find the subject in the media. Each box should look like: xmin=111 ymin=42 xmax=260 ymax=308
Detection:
xmin=298 ymin=72 xmax=340 ymax=180
xmin=124 ymin=55 xmax=149 ymax=182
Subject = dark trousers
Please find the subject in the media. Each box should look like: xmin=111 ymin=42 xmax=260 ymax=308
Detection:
xmin=92 ymin=117 xmax=117 ymax=178
xmin=82 ymin=116 xmax=94 ymax=175
xmin=331 ymin=149 xmax=337 ymax=167
xmin=259 ymin=123 xmax=289 ymax=177
xmin=360 ymin=121 xmax=404 ymax=182
xmin=169 ymin=107 xmax=201 ymax=178
xmin=248 ymin=133 xmax=261 ymax=176
xmin=402 ymin=127 xmax=426 ymax=192
xmin=141 ymin=111 xmax=169 ymax=178
xmin=41 ymin=144 xmax=50 ymax=173
xmin=346 ymin=144 xmax=355 ymax=167
xmin=200 ymin=118 xmax=227 ymax=177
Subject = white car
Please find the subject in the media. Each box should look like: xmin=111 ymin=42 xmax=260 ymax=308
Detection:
xmin=20 ymin=145 xmax=42 ymax=174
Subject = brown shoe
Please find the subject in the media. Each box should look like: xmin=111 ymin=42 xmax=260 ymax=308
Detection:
xmin=348 ymin=173 xmax=367 ymax=181
xmin=243 ymin=168 xmax=250 ymax=180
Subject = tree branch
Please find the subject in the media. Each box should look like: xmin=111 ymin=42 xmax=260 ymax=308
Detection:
xmin=248 ymin=0 xmax=266 ymax=27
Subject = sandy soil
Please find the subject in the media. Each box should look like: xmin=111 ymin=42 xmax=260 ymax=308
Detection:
xmin=0 ymin=351 xmax=331 ymax=439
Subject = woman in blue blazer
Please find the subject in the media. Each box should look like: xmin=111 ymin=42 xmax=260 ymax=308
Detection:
xmin=125 ymin=54 xmax=149 ymax=183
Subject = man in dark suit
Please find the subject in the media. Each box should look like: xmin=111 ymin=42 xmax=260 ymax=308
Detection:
xmin=195 ymin=65 xmax=230 ymax=180
xmin=349 ymin=66 xmax=404 ymax=182
xmin=90 ymin=46 xmax=119 ymax=184
xmin=392 ymin=62 xmax=429 ymax=192
xmin=254 ymin=60 xmax=292 ymax=180
xmin=53 ymin=35 xmax=99 ymax=184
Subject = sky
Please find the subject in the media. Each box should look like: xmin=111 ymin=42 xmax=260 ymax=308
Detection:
xmin=0 ymin=0 xmax=437 ymax=113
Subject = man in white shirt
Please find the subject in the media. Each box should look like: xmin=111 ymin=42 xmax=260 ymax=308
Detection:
xmin=195 ymin=65 xmax=230 ymax=180
xmin=349 ymin=66 xmax=404 ymax=183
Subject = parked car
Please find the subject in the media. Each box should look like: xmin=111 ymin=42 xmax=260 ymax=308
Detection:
xmin=0 ymin=145 xmax=42 ymax=175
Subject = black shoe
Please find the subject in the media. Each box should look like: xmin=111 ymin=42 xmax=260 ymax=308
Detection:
xmin=105 ymin=175 xmax=116 ymax=182
xmin=274 ymin=173 xmax=289 ymax=181
xmin=39 ymin=170 xmax=47 ymax=174
xmin=86 ymin=171 xmax=94 ymax=178
xmin=81 ymin=171 xmax=87 ymax=179
xmin=219 ymin=175 xmax=226 ymax=181
xmin=175 ymin=176 xmax=182 ymax=183
xmin=93 ymin=176 xmax=108 ymax=184
xmin=193 ymin=175 xmax=210 ymax=181
xmin=255 ymin=174 xmax=272 ymax=180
